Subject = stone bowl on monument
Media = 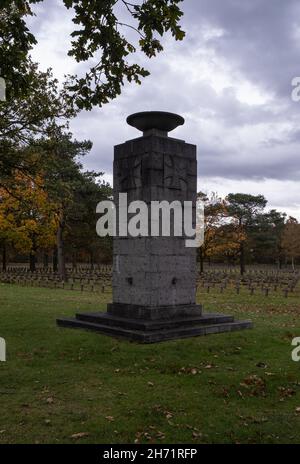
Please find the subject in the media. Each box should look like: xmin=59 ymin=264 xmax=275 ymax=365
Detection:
xmin=57 ymin=111 xmax=252 ymax=342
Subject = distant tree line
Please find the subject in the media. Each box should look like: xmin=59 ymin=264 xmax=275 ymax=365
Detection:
xmin=198 ymin=192 xmax=300 ymax=274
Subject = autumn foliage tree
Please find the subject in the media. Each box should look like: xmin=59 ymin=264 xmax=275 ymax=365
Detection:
xmin=281 ymin=217 xmax=300 ymax=271
xmin=198 ymin=192 xmax=225 ymax=272
xmin=225 ymin=193 xmax=267 ymax=275
xmin=198 ymin=192 xmax=246 ymax=272
xmin=0 ymin=173 xmax=58 ymax=271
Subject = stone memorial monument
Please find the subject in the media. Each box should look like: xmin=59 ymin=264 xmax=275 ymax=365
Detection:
xmin=57 ymin=111 xmax=252 ymax=342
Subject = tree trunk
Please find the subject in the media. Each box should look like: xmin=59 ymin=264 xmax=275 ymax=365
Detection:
xmin=43 ymin=253 xmax=49 ymax=269
xmin=240 ymin=241 xmax=245 ymax=276
xmin=57 ymin=212 xmax=67 ymax=281
xmin=291 ymin=256 xmax=295 ymax=272
xmin=53 ymin=247 xmax=58 ymax=272
xmin=199 ymin=247 xmax=204 ymax=273
xmin=90 ymin=251 xmax=94 ymax=270
xmin=29 ymin=252 xmax=36 ymax=272
xmin=2 ymin=243 xmax=7 ymax=272
xmin=72 ymin=252 xmax=77 ymax=271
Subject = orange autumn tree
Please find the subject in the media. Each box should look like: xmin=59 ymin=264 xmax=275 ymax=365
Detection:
xmin=198 ymin=192 xmax=244 ymax=272
xmin=225 ymin=193 xmax=267 ymax=275
xmin=0 ymin=173 xmax=58 ymax=271
xmin=281 ymin=217 xmax=300 ymax=271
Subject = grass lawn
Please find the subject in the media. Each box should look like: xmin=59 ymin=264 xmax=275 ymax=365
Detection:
xmin=0 ymin=282 xmax=300 ymax=444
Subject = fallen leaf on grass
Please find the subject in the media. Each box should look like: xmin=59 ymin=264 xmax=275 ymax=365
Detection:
xmin=221 ymin=387 xmax=230 ymax=398
xmin=105 ymin=416 xmax=114 ymax=422
xmin=240 ymin=374 xmax=266 ymax=397
xmin=71 ymin=432 xmax=89 ymax=439
xmin=278 ymin=387 xmax=296 ymax=399
xmin=178 ymin=367 xmax=201 ymax=375
xmin=256 ymin=362 xmax=267 ymax=369
xmin=21 ymin=403 xmax=30 ymax=408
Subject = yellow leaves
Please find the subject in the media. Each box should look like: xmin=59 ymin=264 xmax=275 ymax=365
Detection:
xmin=0 ymin=171 xmax=58 ymax=253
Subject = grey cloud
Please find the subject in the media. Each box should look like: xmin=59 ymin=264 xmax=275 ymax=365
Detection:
xmin=183 ymin=0 xmax=300 ymax=100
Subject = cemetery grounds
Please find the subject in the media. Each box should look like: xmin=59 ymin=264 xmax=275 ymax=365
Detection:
xmin=0 ymin=265 xmax=300 ymax=444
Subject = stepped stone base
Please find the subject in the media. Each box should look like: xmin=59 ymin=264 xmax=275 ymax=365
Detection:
xmin=107 ymin=302 xmax=203 ymax=320
xmin=57 ymin=308 xmax=252 ymax=343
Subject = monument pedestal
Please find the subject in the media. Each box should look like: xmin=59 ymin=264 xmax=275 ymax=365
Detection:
xmin=57 ymin=112 xmax=252 ymax=343
xmin=57 ymin=310 xmax=252 ymax=343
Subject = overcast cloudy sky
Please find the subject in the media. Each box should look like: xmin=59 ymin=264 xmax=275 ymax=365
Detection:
xmin=27 ymin=0 xmax=300 ymax=219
